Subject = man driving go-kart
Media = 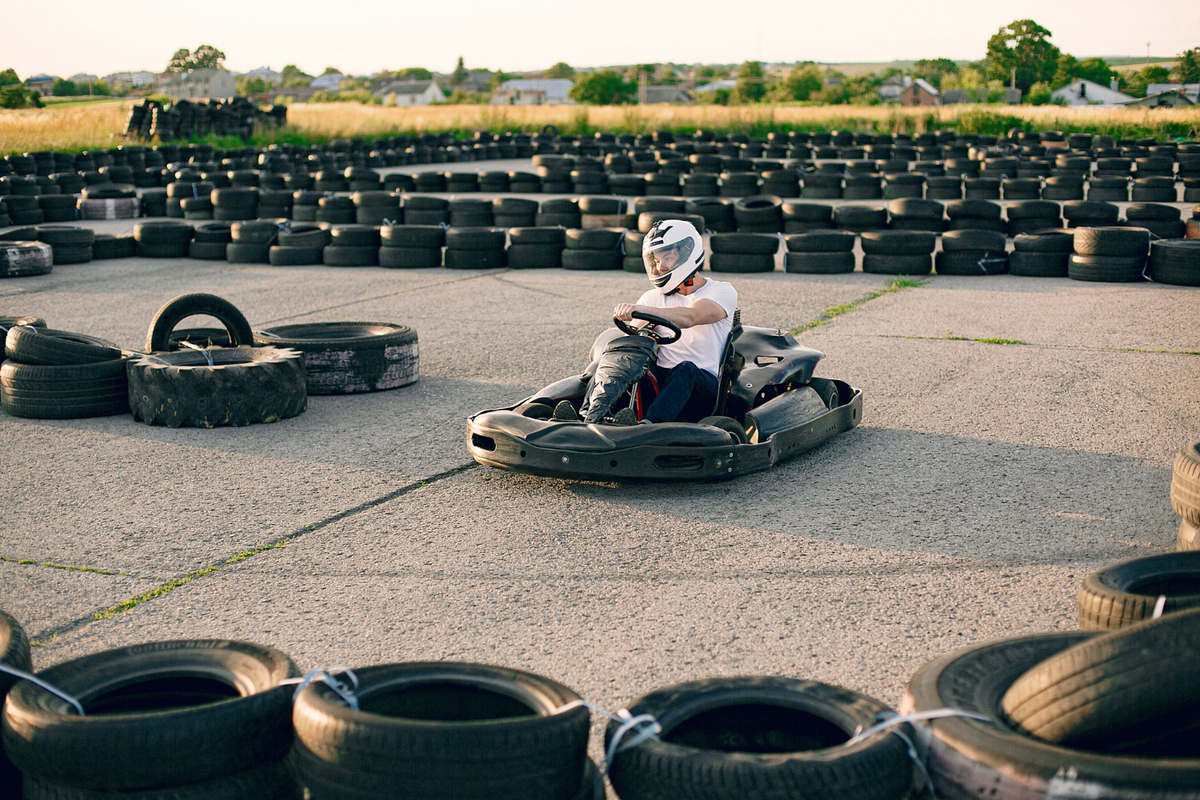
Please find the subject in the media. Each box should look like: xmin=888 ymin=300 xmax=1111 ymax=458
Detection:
xmin=553 ymin=218 xmax=737 ymax=425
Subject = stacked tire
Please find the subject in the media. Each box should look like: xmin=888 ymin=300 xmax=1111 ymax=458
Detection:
xmin=324 ymin=225 xmax=380 ymax=267
xmin=561 ymin=228 xmax=622 ymax=270
xmin=861 ymin=231 xmax=935 ymax=275
xmin=1010 ymin=229 xmax=1073 ymax=277
xmin=444 ymin=228 xmax=506 ymax=269
xmin=0 ymin=610 xmax=32 ymax=798
xmin=380 ymin=225 xmax=444 ymax=268
xmin=1077 ymin=551 xmax=1200 ymax=629
xmin=270 ymin=224 xmax=329 ymax=266
xmin=887 ymin=198 xmax=943 ymax=232
xmin=189 ymin=222 xmax=233 ymax=260
xmin=784 ymin=231 xmax=856 ymax=274
xmin=212 ymin=187 xmax=258 ymax=221
xmin=1148 ymin=240 xmax=1200 ymax=286
xmin=937 ymin=230 xmax=1009 ymax=275
xmin=1069 ymin=227 xmax=1149 ymax=282
xmin=36 ymin=226 xmax=94 ymax=265
xmin=291 ymin=662 xmax=597 ymax=800
xmin=2 ymin=322 xmax=130 ymax=419
xmin=227 ymin=220 xmax=282 ymax=264
xmin=134 ymin=221 xmax=193 ymax=258
xmin=1006 ymin=201 xmax=1062 ymax=236
xmin=707 ymin=233 xmax=778 ymax=273
xmin=130 ymin=293 xmax=307 ymax=428
xmin=946 ymin=200 xmax=1003 ymax=232
xmin=1125 ymin=203 xmax=1185 ymax=240
xmin=1 ymin=640 xmax=301 ymax=800
xmin=1172 ymin=443 xmax=1200 ymax=551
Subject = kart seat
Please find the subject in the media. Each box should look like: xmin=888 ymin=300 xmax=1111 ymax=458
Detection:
xmin=710 ymin=308 xmax=743 ymax=417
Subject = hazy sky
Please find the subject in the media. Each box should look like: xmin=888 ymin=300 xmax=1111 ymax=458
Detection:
xmin=10 ymin=0 xmax=1199 ymax=78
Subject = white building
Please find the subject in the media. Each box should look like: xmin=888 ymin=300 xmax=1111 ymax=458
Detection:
xmin=68 ymin=73 xmax=98 ymax=85
xmin=694 ymin=79 xmax=738 ymax=94
xmin=310 ymin=72 xmax=345 ymax=90
xmin=1147 ymin=83 xmax=1200 ymax=101
xmin=104 ymin=71 xmax=156 ymax=88
xmin=243 ymin=67 xmax=283 ymax=86
xmin=492 ymin=79 xmax=575 ymax=105
xmin=377 ymin=80 xmax=445 ymax=106
xmin=160 ymin=69 xmax=237 ymax=100
xmin=1050 ymin=78 xmax=1133 ymax=107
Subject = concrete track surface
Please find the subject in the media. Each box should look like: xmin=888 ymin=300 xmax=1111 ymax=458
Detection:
xmin=1 ymin=174 xmax=1197 ymax=767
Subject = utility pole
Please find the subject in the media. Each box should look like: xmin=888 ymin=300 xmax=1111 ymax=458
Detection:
xmin=1147 ymin=41 xmax=1151 ymax=65
xmin=638 ymin=69 xmax=647 ymax=105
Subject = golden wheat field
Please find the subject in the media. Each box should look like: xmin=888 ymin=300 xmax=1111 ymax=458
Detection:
xmin=2 ymin=101 xmax=1198 ymax=155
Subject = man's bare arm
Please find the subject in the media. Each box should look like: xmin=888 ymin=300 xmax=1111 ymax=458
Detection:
xmin=613 ymin=300 xmax=726 ymax=329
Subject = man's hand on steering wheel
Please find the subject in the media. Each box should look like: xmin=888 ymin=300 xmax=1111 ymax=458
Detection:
xmin=613 ymin=310 xmax=681 ymax=344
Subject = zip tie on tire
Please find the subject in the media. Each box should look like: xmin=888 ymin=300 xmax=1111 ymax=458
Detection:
xmin=176 ymin=339 xmax=214 ymax=366
xmin=0 ymin=663 xmax=85 ymax=716
xmin=554 ymin=699 xmax=662 ymax=772
xmin=284 ymin=667 xmax=360 ymax=710
xmin=1152 ymin=594 xmax=1168 ymax=619
xmin=977 ymin=256 xmax=1006 ymax=273
xmin=848 ymin=709 xmax=993 ymax=800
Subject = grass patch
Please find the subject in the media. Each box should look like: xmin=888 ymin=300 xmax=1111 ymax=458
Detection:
xmin=0 ymin=555 xmax=121 ymax=576
xmin=791 ymin=276 xmax=925 ymax=334
xmin=880 ymin=332 xmax=1032 ymax=345
xmin=1118 ymin=347 xmax=1200 ymax=356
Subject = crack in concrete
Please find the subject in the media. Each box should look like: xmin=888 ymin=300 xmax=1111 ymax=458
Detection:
xmin=30 ymin=462 xmax=478 ymax=645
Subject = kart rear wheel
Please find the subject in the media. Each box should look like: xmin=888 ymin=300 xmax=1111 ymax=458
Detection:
xmin=699 ymin=416 xmax=748 ymax=445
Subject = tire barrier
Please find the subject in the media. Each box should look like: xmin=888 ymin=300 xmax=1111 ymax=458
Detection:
xmin=1 ymin=320 xmax=130 ymax=419
xmin=253 ymin=322 xmax=419 ymax=394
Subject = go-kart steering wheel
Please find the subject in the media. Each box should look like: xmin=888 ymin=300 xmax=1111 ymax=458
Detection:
xmin=613 ymin=311 xmax=681 ymax=345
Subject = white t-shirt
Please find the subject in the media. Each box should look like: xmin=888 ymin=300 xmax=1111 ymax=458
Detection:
xmin=635 ymin=278 xmax=737 ymax=377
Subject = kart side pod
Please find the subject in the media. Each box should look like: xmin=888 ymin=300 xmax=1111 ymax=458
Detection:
xmin=743 ymin=385 xmax=832 ymax=443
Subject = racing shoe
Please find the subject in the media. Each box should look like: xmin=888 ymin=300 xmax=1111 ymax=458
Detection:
xmin=612 ymin=408 xmax=638 ymax=426
xmin=553 ymin=400 xmax=581 ymax=421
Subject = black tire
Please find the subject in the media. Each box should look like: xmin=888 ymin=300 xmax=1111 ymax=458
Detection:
xmin=188 ymin=241 xmax=229 ymax=260
xmin=507 ymin=244 xmax=564 ymax=269
xmin=1063 ymin=200 xmax=1120 ymax=225
xmin=322 ymin=246 xmax=378 ymax=267
xmin=0 ymin=316 xmax=46 ymax=332
xmin=1172 ymin=443 xmax=1200 ymax=527
xmin=134 ymin=222 xmax=194 ymax=245
xmin=49 ymin=245 xmax=93 ymax=265
xmin=1013 ymin=230 xmax=1075 ymax=253
xmin=36 ymin=226 xmax=94 ymax=248
xmin=561 ymin=249 xmax=621 ymax=270
xmin=329 ymin=225 xmax=381 ymax=248
xmin=1068 ymin=254 xmax=1145 ymax=283
xmin=564 ymin=228 xmax=622 ymax=251
xmin=784 ymin=251 xmax=856 ymax=274
xmin=1074 ymin=227 xmax=1151 ymax=258
xmin=253 ymin=322 xmax=418 ymax=394
xmin=709 ymin=233 xmax=780 ymax=255
xmin=941 ymin=229 xmax=1007 ymax=253
xmin=1125 ymin=203 xmax=1181 ymax=222
xmin=444 ymin=249 xmax=505 ymax=269
xmin=1000 ymin=608 xmax=1200 ymax=753
xmin=291 ymin=662 xmax=590 ymax=800
xmin=231 ymin=220 xmax=284 ymax=244
xmin=862 ymin=254 xmax=932 ymax=275
xmin=887 ymin=198 xmax=944 ymax=220
xmin=268 ymin=246 xmax=323 ymax=266
xmin=624 ymin=256 xmax=645 ymax=273
xmin=1077 ymin=552 xmax=1200 ymax=630
xmin=0 ymin=358 xmax=130 ymax=419
xmin=607 ymin=677 xmax=913 ymax=800
xmin=832 ymin=205 xmax=887 ymax=231
xmin=145 ymin=293 xmax=255 ymax=354
xmin=784 ymin=231 xmax=856 ymax=253
xmin=1006 ymin=201 xmax=1061 ymax=220
xmin=378 ymin=247 xmax=442 ymax=268
xmin=860 ymin=231 xmax=936 ymax=256
xmin=1009 ymin=252 xmax=1069 ymax=277
xmin=708 ymin=253 xmax=775 ymax=273
xmin=698 ymin=415 xmax=749 ymax=444
xmin=732 ymin=195 xmax=783 ymax=228
xmin=192 ymin=223 xmax=233 ymax=244
xmin=0 ymin=609 xmax=31 ymax=799
xmin=92 ymin=234 xmax=137 ymax=260
xmin=936 ymin=251 xmax=1009 ymax=275
xmin=1 ymin=640 xmax=297 ymax=791
xmin=276 ymin=228 xmax=329 ymax=249
xmin=381 ymin=225 xmax=445 ymax=249
xmin=21 ymin=760 xmax=301 ymax=800
xmin=5 ymin=326 xmax=122 ymax=366
xmin=535 ymin=212 xmax=582 ymax=228
xmin=225 ymin=243 xmax=271 ymax=263
xmin=127 ymin=347 xmax=307 ymax=427
xmin=946 ymin=199 xmax=1002 ymax=220
xmin=509 ymin=227 xmax=567 ymax=246
xmin=638 ymin=212 xmax=706 ymax=234
xmin=902 ymin=632 xmax=1200 ymax=796
xmin=1180 ymin=520 xmax=1200 ymax=552
xmin=167 ymin=328 xmax=233 ymax=350
xmin=445 ymin=228 xmax=506 ymax=251
xmin=0 ymin=242 xmax=53 ymax=277
xmin=1148 ymin=240 xmax=1200 ymax=286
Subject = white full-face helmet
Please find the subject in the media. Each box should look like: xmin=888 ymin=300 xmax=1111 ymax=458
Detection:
xmin=642 ymin=218 xmax=704 ymax=295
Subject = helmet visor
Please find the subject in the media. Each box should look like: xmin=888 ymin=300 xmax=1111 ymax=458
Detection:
xmin=643 ymin=237 xmax=695 ymax=277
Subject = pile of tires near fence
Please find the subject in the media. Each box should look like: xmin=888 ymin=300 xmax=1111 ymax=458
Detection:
xmin=0 ymin=293 xmax=419 ymax=425
xmin=2 ymin=465 xmax=1198 ymax=800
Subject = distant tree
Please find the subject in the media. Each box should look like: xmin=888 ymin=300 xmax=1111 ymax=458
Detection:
xmin=450 ymin=57 xmax=468 ymax=85
xmin=985 ymin=19 xmax=1060 ymax=93
xmin=733 ymin=60 xmax=766 ymax=103
xmin=658 ymin=66 xmax=682 ymax=85
xmin=92 ymin=80 xmax=112 ymax=96
xmin=1123 ymin=65 xmax=1171 ymax=97
xmin=912 ymin=58 xmax=959 ymax=90
xmin=281 ymin=65 xmax=312 ymax=87
xmin=767 ymin=61 xmax=822 ymax=102
xmin=1026 ymin=81 xmax=1054 ymax=105
xmin=1172 ymin=47 xmax=1200 ymax=83
xmin=624 ymin=63 xmax=657 ymax=83
xmin=694 ymin=65 xmax=717 ymax=81
xmin=0 ymin=85 xmax=42 ymax=108
xmin=321 ymin=66 xmax=342 ymax=76
xmin=488 ymin=71 xmax=512 ymax=91
xmin=167 ymin=45 xmax=226 ymax=72
xmin=569 ymin=70 xmax=636 ymax=104
xmin=394 ymin=67 xmax=433 ymax=81
xmin=545 ymin=61 xmax=575 ymax=80
xmin=236 ymin=75 xmax=270 ymax=96
xmin=51 ymin=79 xmax=78 ymax=96
xmin=1051 ymin=54 xmax=1115 ymax=89
xmin=0 ymin=68 xmax=19 ymax=87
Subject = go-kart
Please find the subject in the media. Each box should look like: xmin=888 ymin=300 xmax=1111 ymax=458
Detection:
xmin=466 ymin=310 xmax=862 ymax=481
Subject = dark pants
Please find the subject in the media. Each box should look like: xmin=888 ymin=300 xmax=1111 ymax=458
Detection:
xmin=645 ymin=362 xmax=717 ymax=423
